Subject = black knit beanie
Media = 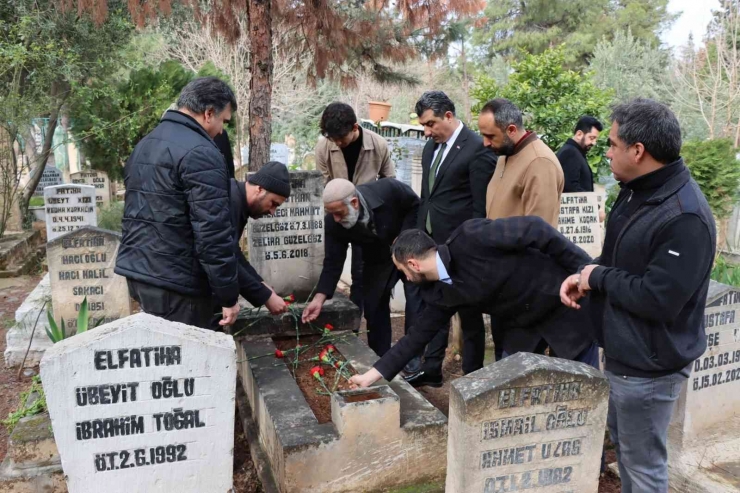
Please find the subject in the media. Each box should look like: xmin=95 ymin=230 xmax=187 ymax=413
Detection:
xmin=248 ymin=161 xmax=291 ymax=198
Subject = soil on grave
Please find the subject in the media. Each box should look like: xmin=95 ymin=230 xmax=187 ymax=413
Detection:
xmin=273 ymin=334 xmax=357 ymax=424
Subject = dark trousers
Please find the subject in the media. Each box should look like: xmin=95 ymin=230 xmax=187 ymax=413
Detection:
xmin=127 ymin=279 xmax=215 ymax=330
xmin=362 ymin=261 xmax=396 ymax=356
xmin=350 ymin=243 xmax=364 ymax=317
xmin=402 ymin=282 xmax=426 ymax=374
xmin=421 ymin=306 xmax=486 ymax=376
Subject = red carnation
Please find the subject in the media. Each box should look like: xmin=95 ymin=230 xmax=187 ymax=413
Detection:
xmin=325 ymin=344 xmax=336 ymax=353
xmin=310 ymin=366 xmax=325 ymax=379
xmin=275 ymin=349 xmax=284 ymax=358
xmin=324 ymin=323 xmax=334 ymax=331
xmin=334 ymin=361 xmax=342 ymax=369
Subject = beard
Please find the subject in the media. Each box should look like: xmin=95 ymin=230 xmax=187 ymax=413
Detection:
xmin=578 ymin=136 xmax=593 ymax=152
xmin=494 ymin=135 xmax=516 ymax=156
xmin=339 ymin=205 xmax=360 ymax=229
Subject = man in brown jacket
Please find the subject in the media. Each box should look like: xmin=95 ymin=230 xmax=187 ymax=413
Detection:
xmin=479 ymin=98 xmax=563 ymax=227
xmin=315 ymin=102 xmax=396 ymax=324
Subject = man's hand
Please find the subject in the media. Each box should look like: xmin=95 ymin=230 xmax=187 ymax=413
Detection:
xmin=578 ymin=265 xmax=597 ymax=294
xmin=263 ymin=282 xmax=277 ymax=294
xmin=301 ymin=293 xmax=327 ymax=323
xmin=349 ymin=368 xmax=382 ymax=389
xmin=264 ymin=292 xmax=288 ymax=315
xmin=220 ymin=303 xmax=241 ymax=326
xmin=560 ymin=274 xmax=584 ymax=309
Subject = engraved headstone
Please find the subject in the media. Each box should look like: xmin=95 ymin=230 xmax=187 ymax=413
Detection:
xmin=247 ymin=170 xmax=324 ymax=298
xmin=386 ymin=136 xmax=426 ymax=188
xmin=70 ymin=170 xmax=112 ymax=209
xmin=47 ymin=227 xmax=131 ymax=334
xmin=558 ymin=192 xmax=602 ymax=258
xmin=40 ymin=313 xmax=237 ymax=493
xmin=32 ymin=166 xmax=64 ymax=196
xmin=447 ymin=352 xmax=609 ymax=493
xmin=270 ymin=143 xmax=290 ymax=166
xmin=44 ymin=184 xmax=97 ymax=241
xmin=667 ymin=281 xmax=740 ymax=492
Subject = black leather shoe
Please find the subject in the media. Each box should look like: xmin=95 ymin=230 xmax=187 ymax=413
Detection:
xmin=403 ymin=371 xmax=443 ymax=388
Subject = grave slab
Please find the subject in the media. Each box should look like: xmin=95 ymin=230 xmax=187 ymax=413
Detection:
xmin=70 ymin=171 xmax=112 ymax=210
xmin=247 ymin=170 xmax=324 ymax=299
xmin=47 ymin=227 xmax=131 ymax=334
xmin=32 ymin=167 xmax=64 ymax=197
xmin=43 ymin=185 xmax=97 ymax=242
xmin=40 ymin=313 xmax=237 ymax=493
xmin=4 ymin=274 xmax=52 ymax=368
xmin=667 ymin=281 xmax=740 ymax=493
xmin=447 ymin=352 xmax=609 ymax=493
xmin=236 ymin=330 xmax=447 ymax=492
xmin=558 ymin=192 xmax=602 ymax=258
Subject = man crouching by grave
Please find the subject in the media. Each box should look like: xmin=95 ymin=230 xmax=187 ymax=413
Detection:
xmin=224 ymin=162 xmax=291 ymax=319
xmin=301 ymin=178 xmax=425 ymax=356
xmin=560 ymin=99 xmax=716 ymax=493
xmin=116 ymin=77 xmax=241 ymax=329
xmin=348 ymin=216 xmax=596 ymax=388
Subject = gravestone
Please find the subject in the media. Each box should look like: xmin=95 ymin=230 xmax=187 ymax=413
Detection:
xmin=447 ymin=352 xmax=609 ymax=493
xmin=386 ymin=136 xmax=426 ymax=189
xmin=247 ymin=169 xmax=324 ymax=298
xmin=44 ymin=184 xmax=97 ymax=241
xmin=270 ymin=143 xmax=290 ymax=166
xmin=32 ymin=166 xmax=64 ymax=196
xmin=667 ymin=281 xmax=740 ymax=492
xmin=70 ymin=170 xmax=112 ymax=210
xmin=47 ymin=227 xmax=131 ymax=334
xmin=558 ymin=192 xmax=602 ymax=258
xmin=40 ymin=313 xmax=237 ymax=493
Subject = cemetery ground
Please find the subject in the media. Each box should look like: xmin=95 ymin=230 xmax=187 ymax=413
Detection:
xmin=0 ymin=277 xmax=621 ymax=493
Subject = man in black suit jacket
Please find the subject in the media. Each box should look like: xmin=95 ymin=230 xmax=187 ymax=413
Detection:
xmin=556 ymin=116 xmax=603 ymax=193
xmin=348 ymin=217 xmax=597 ymax=387
xmin=302 ymin=178 xmax=425 ymax=356
xmin=410 ymin=91 xmax=497 ymax=386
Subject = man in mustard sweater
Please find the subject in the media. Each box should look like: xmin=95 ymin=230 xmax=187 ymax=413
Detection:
xmin=479 ymin=98 xmax=563 ymax=227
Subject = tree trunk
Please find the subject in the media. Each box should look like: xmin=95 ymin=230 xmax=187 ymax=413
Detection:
xmin=20 ymin=107 xmax=60 ymax=217
xmin=247 ymin=0 xmax=273 ymax=171
xmin=461 ymin=39 xmax=472 ymax=126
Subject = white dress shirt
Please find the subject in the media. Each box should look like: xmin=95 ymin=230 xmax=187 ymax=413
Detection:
xmin=431 ymin=120 xmax=464 ymax=176
xmin=436 ymin=252 xmax=452 ymax=285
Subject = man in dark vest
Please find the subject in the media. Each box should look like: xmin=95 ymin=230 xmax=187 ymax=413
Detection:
xmin=348 ymin=216 xmax=596 ymax=388
xmin=561 ymin=99 xmax=716 ymax=492
xmin=301 ymin=178 xmax=425 ymax=356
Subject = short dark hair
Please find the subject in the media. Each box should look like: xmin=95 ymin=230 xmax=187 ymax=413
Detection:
xmin=574 ymin=116 xmax=603 ymax=134
xmin=177 ymin=77 xmax=237 ymax=114
xmin=320 ymin=102 xmax=357 ymax=139
xmin=480 ymin=98 xmax=523 ymax=131
xmin=611 ymin=99 xmax=681 ymax=164
xmin=392 ymin=229 xmax=437 ymax=263
xmin=415 ymin=91 xmax=455 ymax=118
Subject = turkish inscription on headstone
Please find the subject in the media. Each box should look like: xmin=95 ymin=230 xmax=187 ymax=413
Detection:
xmin=670 ymin=282 xmax=740 ymax=445
xmin=70 ymin=170 xmax=112 ymax=209
xmin=44 ymin=184 xmax=97 ymax=241
xmin=247 ymin=169 xmax=324 ymax=298
xmin=447 ymin=352 xmax=609 ymax=493
xmin=40 ymin=313 xmax=237 ymax=493
xmin=558 ymin=192 xmax=602 ymax=258
xmin=47 ymin=227 xmax=131 ymax=334
xmin=33 ymin=166 xmax=64 ymax=196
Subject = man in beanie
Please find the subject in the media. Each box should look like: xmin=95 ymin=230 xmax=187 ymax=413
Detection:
xmin=226 ymin=162 xmax=292 ymax=317
xmin=117 ymin=77 xmax=240 ymax=329
xmin=302 ymin=178 xmax=427 ymax=356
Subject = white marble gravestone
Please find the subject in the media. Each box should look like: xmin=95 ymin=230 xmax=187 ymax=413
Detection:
xmin=47 ymin=227 xmax=131 ymax=334
xmin=447 ymin=352 xmax=609 ymax=493
xmin=44 ymin=184 xmax=97 ymax=242
xmin=558 ymin=192 xmax=602 ymax=258
xmin=269 ymin=143 xmax=290 ymax=166
xmin=70 ymin=170 xmax=112 ymax=210
xmin=40 ymin=313 xmax=237 ymax=493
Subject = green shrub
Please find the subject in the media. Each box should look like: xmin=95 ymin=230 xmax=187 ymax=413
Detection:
xmin=682 ymin=139 xmax=740 ymax=219
xmin=28 ymin=197 xmax=44 ymax=207
xmin=97 ymin=201 xmax=124 ymax=232
xmin=711 ymin=255 xmax=740 ymax=288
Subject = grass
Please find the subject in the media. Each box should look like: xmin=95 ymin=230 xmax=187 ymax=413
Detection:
xmin=382 ymin=482 xmax=445 ymax=493
xmin=28 ymin=197 xmax=44 ymax=207
xmin=711 ymin=254 xmax=740 ymax=287
xmin=2 ymin=375 xmax=47 ymax=433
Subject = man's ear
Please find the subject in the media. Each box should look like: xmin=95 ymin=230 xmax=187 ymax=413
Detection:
xmin=574 ymin=130 xmax=584 ymax=139
xmin=350 ymin=196 xmax=360 ymax=209
xmin=633 ymin=142 xmax=646 ymax=162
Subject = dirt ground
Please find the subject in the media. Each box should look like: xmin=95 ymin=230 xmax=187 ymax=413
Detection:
xmin=0 ymin=277 xmax=620 ymax=492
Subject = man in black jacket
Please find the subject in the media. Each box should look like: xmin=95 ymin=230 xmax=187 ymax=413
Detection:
xmin=561 ymin=99 xmax=716 ymax=492
xmin=348 ymin=216 xmax=595 ymax=387
xmin=301 ymin=178 xmax=424 ymax=356
xmin=227 ymin=162 xmax=292 ymax=315
xmin=116 ymin=77 xmax=240 ymax=329
xmin=411 ymin=91 xmax=497 ymax=387
xmin=556 ymin=116 xmax=602 ymax=193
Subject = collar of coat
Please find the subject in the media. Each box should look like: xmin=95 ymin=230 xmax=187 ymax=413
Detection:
xmin=328 ymin=127 xmax=376 ymax=153
xmin=161 ymin=110 xmax=218 ymax=145
xmin=510 ymin=131 xmax=538 ymax=156
xmin=565 ymin=138 xmax=587 ymax=157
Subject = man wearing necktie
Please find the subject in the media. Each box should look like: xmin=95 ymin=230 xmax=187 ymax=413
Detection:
xmin=407 ymin=91 xmax=497 ymax=387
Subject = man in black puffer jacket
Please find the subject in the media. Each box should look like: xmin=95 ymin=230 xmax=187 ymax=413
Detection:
xmin=561 ymin=99 xmax=716 ymax=493
xmin=116 ymin=77 xmax=241 ymax=329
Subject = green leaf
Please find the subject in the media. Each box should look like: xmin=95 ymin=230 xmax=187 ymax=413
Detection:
xmin=77 ymin=297 xmax=89 ymax=334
